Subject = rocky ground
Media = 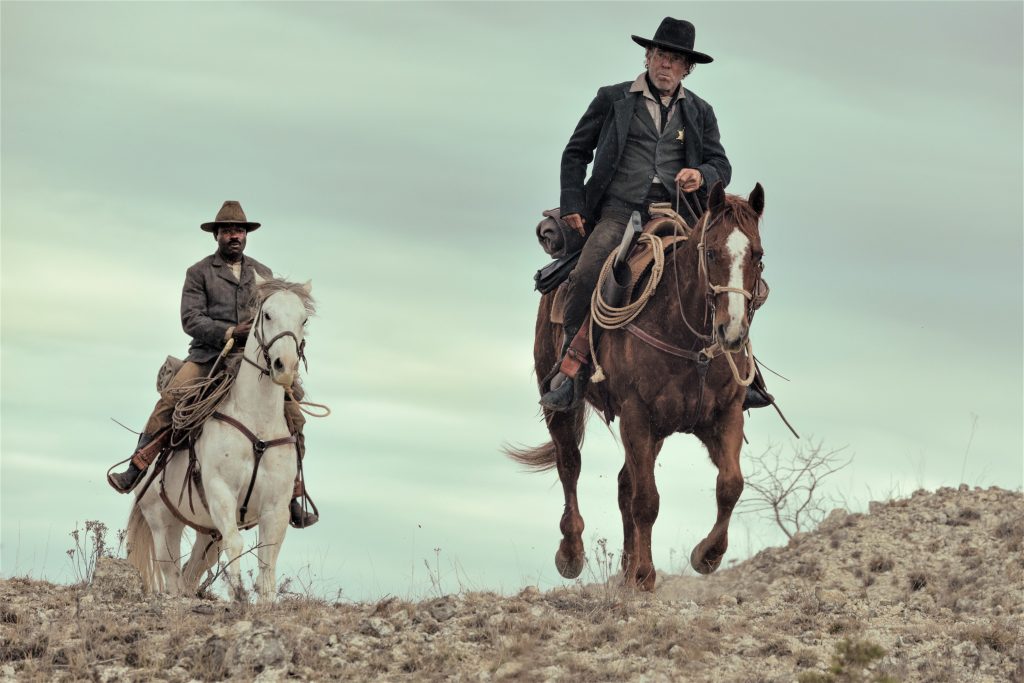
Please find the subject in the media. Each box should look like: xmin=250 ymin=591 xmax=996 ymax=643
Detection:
xmin=1 ymin=486 xmax=1021 ymax=682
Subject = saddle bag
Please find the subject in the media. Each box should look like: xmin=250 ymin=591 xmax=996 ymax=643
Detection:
xmin=535 ymin=251 xmax=581 ymax=294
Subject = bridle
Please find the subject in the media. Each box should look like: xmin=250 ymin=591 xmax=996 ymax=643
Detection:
xmin=656 ymin=190 xmax=760 ymax=389
xmin=241 ymin=297 xmax=308 ymax=380
xmin=693 ymin=210 xmax=761 ymax=341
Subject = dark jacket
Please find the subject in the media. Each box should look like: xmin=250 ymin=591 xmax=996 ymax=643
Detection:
xmin=560 ymin=81 xmax=731 ymax=222
xmin=180 ymin=253 xmax=273 ymax=363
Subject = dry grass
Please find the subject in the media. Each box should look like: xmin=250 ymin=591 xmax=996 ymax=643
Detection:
xmin=1 ymin=486 xmax=1021 ymax=682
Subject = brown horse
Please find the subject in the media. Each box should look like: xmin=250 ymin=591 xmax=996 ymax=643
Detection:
xmin=508 ymin=181 xmax=766 ymax=591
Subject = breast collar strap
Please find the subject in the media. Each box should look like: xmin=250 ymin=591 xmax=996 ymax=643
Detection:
xmin=211 ymin=411 xmax=297 ymax=523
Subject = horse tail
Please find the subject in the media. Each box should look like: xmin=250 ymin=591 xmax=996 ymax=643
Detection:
xmin=503 ymin=407 xmax=587 ymax=473
xmin=126 ymin=501 xmax=158 ymax=593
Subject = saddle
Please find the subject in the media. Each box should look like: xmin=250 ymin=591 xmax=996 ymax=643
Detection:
xmin=549 ymin=210 xmax=690 ymax=325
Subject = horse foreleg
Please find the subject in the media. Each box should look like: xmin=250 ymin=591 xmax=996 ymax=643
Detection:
xmin=616 ymin=439 xmax=664 ymax=576
xmin=617 ymin=464 xmax=634 ymax=574
xmin=691 ymin=407 xmax=745 ymax=574
xmin=620 ymin=401 xmax=662 ymax=591
xmin=255 ymin=506 xmax=289 ymax=602
xmin=181 ymin=533 xmax=221 ymax=596
xmin=548 ymin=407 xmax=586 ymax=580
xmin=205 ymin=485 xmax=248 ymax=601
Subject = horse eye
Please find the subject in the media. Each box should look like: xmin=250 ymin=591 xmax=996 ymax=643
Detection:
xmin=706 ymin=249 xmax=715 ymax=262
xmin=264 ymin=312 xmax=271 ymax=321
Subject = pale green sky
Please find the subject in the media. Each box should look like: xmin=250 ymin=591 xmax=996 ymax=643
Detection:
xmin=2 ymin=2 xmax=1021 ymax=599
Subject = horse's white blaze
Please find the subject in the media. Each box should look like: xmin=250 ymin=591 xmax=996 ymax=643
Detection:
xmin=724 ymin=228 xmax=750 ymax=341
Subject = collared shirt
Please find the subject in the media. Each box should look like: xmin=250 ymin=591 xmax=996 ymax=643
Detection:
xmin=628 ymin=72 xmax=686 ymax=136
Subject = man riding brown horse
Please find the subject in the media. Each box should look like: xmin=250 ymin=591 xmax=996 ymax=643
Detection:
xmin=107 ymin=200 xmax=318 ymax=529
xmin=542 ymin=16 xmax=772 ymax=412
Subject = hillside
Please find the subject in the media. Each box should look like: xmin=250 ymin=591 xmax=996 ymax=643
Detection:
xmin=1 ymin=486 xmax=1021 ymax=682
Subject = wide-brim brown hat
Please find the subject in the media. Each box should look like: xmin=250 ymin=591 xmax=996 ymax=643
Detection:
xmin=632 ymin=17 xmax=713 ymax=64
xmin=201 ymin=200 xmax=261 ymax=232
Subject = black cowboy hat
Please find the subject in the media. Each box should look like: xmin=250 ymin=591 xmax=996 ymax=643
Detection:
xmin=201 ymin=200 xmax=261 ymax=232
xmin=632 ymin=17 xmax=713 ymax=64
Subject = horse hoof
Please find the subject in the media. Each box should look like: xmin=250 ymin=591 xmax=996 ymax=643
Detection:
xmin=555 ymin=549 xmax=584 ymax=579
xmin=690 ymin=542 xmax=723 ymax=575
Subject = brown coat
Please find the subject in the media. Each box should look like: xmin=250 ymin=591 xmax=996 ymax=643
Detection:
xmin=181 ymin=253 xmax=273 ymax=363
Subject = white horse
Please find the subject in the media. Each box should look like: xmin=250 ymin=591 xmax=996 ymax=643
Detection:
xmin=126 ymin=275 xmax=314 ymax=601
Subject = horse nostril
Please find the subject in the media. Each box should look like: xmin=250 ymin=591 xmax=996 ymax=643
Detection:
xmin=273 ymin=358 xmax=284 ymax=372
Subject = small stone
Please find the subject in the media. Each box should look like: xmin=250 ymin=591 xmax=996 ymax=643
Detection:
xmin=231 ymin=626 xmax=288 ymax=671
xmin=88 ymin=557 xmax=144 ymax=602
xmin=358 ymin=616 xmax=394 ymax=638
xmin=494 ymin=661 xmax=523 ymax=679
xmin=518 ymin=585 xmax=540 ymax=600
xmin=815 ymin=589 xmax=847 ymax=612
xmin=427 ymin=597 xmax=457 ymax=622
xmin=232 ymin=620 xmax=253 ymax=636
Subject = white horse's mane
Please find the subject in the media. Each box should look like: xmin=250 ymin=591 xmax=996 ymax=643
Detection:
xmin=248 ymin=277 xmax=316 ymax=317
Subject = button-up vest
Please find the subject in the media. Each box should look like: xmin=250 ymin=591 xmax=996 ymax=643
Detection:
xmin=606 ymin=96 xmax=687 ymax=206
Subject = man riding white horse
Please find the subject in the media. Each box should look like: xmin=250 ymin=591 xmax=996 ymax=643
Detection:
xmin=108 ymin=200 xmax=318 ymax=529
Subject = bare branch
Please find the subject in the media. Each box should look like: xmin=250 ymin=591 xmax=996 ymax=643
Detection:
xmin=739 ymin=439 xmax=852 ymax=538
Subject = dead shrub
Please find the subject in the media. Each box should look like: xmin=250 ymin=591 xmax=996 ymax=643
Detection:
xmin=759 ymin=639 xmax=792 ymax=656
xmin=908 ymin=572 xmax=928 ymax=592
xmin=961 ymin=624 xmax=1017 ymax=653
xmin=868 ymin=556 xmax=894 ymax=573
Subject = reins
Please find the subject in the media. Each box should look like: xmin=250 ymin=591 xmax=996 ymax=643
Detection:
xmin=589 ymin=192 xmax=757 ymax=388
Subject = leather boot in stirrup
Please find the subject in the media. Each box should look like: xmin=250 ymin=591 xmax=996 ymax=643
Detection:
xmin=539 ymin=325 xmax=580 ymax=412
xmin=289 ymin=499 xmax=319 ymax=528
xmin=743 ymin=385 xmax=774 ymax=410
xmin=108 ymin=433 xmax=157 ymax=493
xmin=540 ymin=376 xmax=577 ymax=412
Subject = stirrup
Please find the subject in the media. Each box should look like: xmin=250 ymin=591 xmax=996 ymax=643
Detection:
xmin=743 ymin=385 xmax=774 ymax=410
xmin=289 ymin=498 xmax=319 ymax=528
xmin=107 ymin=462 xmax=144 ymax=494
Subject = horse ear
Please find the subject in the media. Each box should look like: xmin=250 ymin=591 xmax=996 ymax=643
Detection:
xmin=707 ymin=180 xmax=727 ymax=215
xmin=749 ymin=183 xmax=765 ymax=218
xmin=254 ymin=272 xmax=267 ymax=286
xmin=301 ymin=280 xmax=313 ymax=295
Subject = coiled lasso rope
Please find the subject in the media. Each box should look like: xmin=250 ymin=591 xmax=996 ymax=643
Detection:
xmin=588 ymin=233 xmax=665 ymax=383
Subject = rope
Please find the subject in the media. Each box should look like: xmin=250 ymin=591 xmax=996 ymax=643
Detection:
xmin=286 ymin=387 xmax=331 ymax=418
xmin=588 ymin=233 xmax=666 ymax=383
xmin=168 ymin=373 xmax=235 ymax=447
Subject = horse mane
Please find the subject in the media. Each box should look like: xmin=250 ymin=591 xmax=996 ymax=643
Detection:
xmin=249 ymin=277 xmax=317 ymax=317
xmin=722 ymin=193 xmax=760 ymax=228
